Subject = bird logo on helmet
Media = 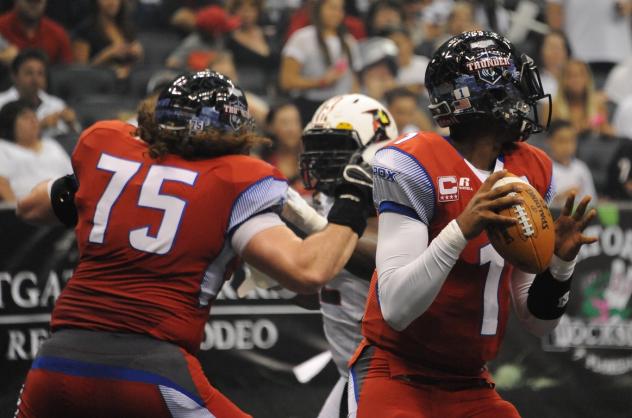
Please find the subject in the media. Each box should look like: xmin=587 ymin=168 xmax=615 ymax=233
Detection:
xmin=424 ymin=31 xmax=551 ymax=141
xmin=300 ymin=94 xmax=399 ymax=195
xmin=154 ymin=70 xmax=254 ymax=136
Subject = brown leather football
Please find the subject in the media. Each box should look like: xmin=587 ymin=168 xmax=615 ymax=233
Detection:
xmin=486 ymin=175 xmax=555 ymax=274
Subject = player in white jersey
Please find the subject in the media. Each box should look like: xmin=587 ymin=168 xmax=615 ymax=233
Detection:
xmin=287 ymin=94 xmax=399 ymax=418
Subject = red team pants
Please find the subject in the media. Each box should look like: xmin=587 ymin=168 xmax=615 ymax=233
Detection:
xmin=15 ymin=329 xmax=251 ymax=418
xmin=348 ymin=344 xmax=521 ymax=418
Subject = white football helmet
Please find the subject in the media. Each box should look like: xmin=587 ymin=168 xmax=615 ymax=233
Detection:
xmin=300 ymin=93 xmax=399 ymax=194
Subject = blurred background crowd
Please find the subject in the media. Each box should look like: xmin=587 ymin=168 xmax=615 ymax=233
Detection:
xmin=0 ymin=0 xmax=631 ymax=207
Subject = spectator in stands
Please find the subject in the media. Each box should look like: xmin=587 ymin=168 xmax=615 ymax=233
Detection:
xmin=73 ymin=0 xmax=143 ymax=80
xmin=384 ymin=86 xmax=432 ymax=134
xmin=539 ymin=30 xmax=571 ymax=100
xmin=0 ymin=49 xmax=79 ymax=137
xmin=226 ymin=0 xmax=277 ymax=74
xmin=604 ymin=57 xmax=632 ymax=106
xmin=550 ymin=59 xmax=615 ymax=137
xmin=0 ymin=0 xmax=72 ymax=65
xmin=384 ymin=27 xmax=428 ymax=94
xmin=280 ymin=0 xmax=361 ymax=125
xmin=168 ymin=0 xmax=217 ymax=34
xmin=0 ymin=100 xmax=71 ymax=201
xmin=284 ymin=0 xmax=366 ymax=42
xmin=604 ymin=137 xmax=632 ymax=200
xmin=165 ymin=6 xmax=239 ymax=70
xmin=401 ymin=0 xmax=430 ymax=46
xmin=415 ymin=0 xmax=475 ymax=58
xmin=613 ymin=95 xmax=632 ymax=140
xmin=546 ymin=0 xmax=632 ymax=87
xmin=207 ymin=50 xmax=269 ymax=127
xmin=0 ymin=33 xmax=17 ymax=67
xmin=547 ymin=119 xmax=597 ymax=207
xmin=366 ymin=0 xmax=404 ymax=36
xmin=359 ymin=37 xmax=398 ymax=103
xmin=262 ymin=102 xmax=306 ymax=193
xmin=0 ymin=33 xmax=18 ymax=89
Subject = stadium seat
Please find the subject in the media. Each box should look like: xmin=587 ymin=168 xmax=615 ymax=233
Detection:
xmin=71 ymin=95 xmax=139 ymax=128
xmin=49 ymin=65 xmax=118 ymax=102
xmin=137 ymin=31 xmax=182 ymax=66
xmin=577 ymin=133 xmax=621 ymax=190
xmin=128 ymin=66 xmax=173 ymax=99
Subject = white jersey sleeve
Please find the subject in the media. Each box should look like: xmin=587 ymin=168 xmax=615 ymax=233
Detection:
xmin=372 ymin=146 xmax=435 ymax=225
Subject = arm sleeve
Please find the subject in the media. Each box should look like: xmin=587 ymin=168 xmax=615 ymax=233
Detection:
xmin=230 ymin=212 xmax=286 ymax=256
xmin=372 ymin=146 xmax=435 ymax=224
xmin=376 ymin=212 xmax=468 ymax=331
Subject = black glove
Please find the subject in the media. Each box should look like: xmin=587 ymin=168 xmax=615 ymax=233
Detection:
xmin=327 ymin=161 xmax=373 ymax=236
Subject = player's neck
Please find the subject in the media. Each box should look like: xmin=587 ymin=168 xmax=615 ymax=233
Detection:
xmin=452 ymin=135 xmax=501 ymax=171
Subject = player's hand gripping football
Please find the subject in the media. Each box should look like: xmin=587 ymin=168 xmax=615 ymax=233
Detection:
xmin=456 ymin=170 xmax=523 ymax=240
xmin=554 ymin=193 xmax=598 ymax=261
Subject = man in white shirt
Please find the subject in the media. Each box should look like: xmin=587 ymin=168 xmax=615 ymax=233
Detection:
xmin=0 ymin=48 xmax=80 ymax=137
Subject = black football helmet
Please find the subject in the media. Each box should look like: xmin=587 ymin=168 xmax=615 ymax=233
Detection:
xmin=425 ymin=31 xmax=550 ymax=140
xmin=154 ymin=70 xmax=254 ymax=135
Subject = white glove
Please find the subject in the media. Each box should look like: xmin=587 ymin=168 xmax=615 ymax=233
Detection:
xmin=281 ymin=187 xmax=328 ymax=234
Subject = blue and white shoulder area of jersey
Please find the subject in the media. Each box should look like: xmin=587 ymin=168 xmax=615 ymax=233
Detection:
xmin=372 ymin=145 xmax=435 ymax=225
xmin=227 ymin=175 xmax=288 ymax=236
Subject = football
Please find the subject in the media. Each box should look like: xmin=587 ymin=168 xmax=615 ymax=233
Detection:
xmin=486 ymin=175 xmax=555 ymax=274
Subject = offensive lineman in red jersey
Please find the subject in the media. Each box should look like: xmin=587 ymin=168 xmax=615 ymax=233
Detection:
xmin=13 ymin=71 xmax=373 ymax=417
xmin=348 ymin=31 xmax=598 ymax=417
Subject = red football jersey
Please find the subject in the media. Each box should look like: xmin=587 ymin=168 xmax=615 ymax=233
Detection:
xmin=51 ymin=121 xmax=287 ymax=353
xmin=362 ymin=132 xmax=553 ymax=379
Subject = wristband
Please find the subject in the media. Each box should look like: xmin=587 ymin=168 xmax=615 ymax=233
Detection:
xmin=527 ymin=268 xmax=572 ymax=320
xmin=327 ymin=197 xmax=368 ymax=236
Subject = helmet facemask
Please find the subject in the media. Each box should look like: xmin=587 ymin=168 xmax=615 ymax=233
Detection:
xmin=300 ymin=128 xmax=365 ymax=195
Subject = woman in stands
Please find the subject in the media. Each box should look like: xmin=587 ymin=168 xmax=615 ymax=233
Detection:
xmin=72 ymin=0 xmax=143 ymax=79
xmin=550 ymin=59 xmax=615 ymax=137
xmin=279 ymin=0 xmax=361 ymax=124
xmin=226 ymin=0 xmax=277 ymax=85
xmin=0 ymin=100 xmax=71 ymax=202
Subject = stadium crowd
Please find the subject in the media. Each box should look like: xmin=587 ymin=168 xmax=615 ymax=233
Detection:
xmin=0 ymin=0 xmax=631 ymax=203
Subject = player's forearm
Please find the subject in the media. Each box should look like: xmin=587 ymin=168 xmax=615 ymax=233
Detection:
xmin=282 ymin=188 xmax=376 ymax=280
xmin=242 ymin=224 xmax=358 ymax=294
xmin=376 ymin=213 xmax=467 ymax=331
xmin=294 ymin=224 xmax=359 ymax=288
xmin=15 ymin=180 xmax=60 ymax=225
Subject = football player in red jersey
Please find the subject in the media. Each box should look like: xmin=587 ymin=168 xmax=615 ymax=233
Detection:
xmin=13 ymin=71 xmax=372 ymax=418
xmin=348 ymin=31 xmax=598 ymax=417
